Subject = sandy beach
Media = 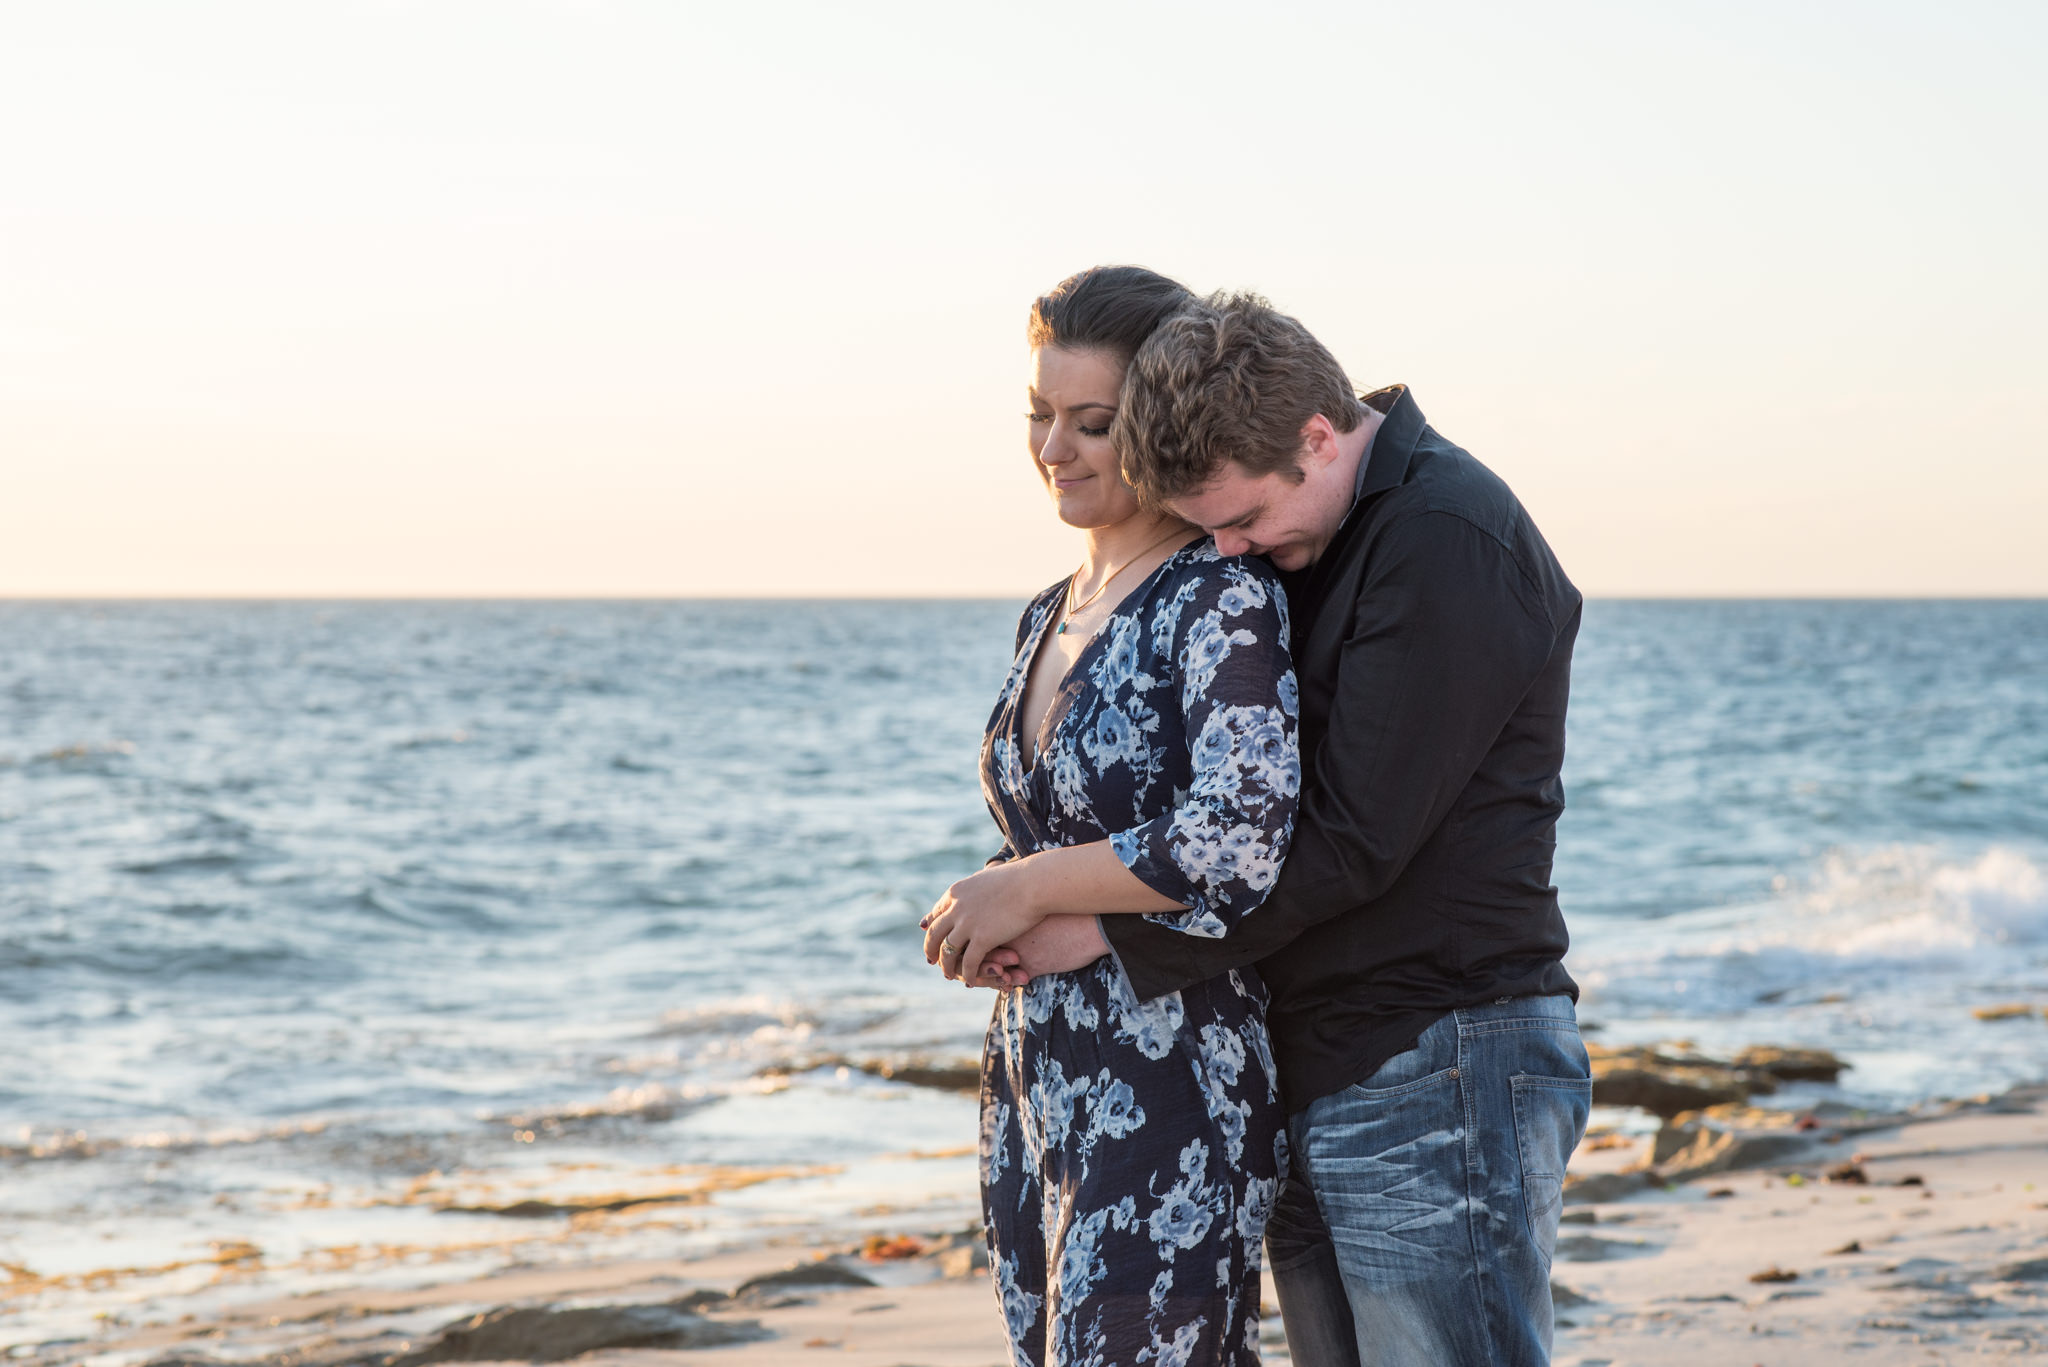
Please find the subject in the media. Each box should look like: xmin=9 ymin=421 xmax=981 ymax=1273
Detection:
xmin=35 ymin=1074 xmax=2040 ymax=1367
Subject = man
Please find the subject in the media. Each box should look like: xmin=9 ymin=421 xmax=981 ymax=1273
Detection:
xmin=989 ymin=292 xmax=1589 ymax=1365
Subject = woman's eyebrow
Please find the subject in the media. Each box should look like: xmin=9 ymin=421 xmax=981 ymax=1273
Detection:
xmin=1068 ymin=401 xmax=1117 ymax=413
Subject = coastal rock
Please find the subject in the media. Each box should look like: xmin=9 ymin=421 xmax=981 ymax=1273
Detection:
xmin=759 ymin=1055 xmax=980 ymax=1093
xmin=1562 ymin=1170 xmax=1649 ymax=1205
xmin=1555 ymin=1234 xmax=1653 ymax=1262
xmin=1550 ymin=1281 xmax=1593 ymax=1308
xmin=733 ymin=1257 xmax=877 ymax=1298
xmin=1642 ymin=1118 xmax=1810 ymax=1181
xmin=440 ymin=1190 xmax=710 ymax=1218
xmin=388 ymin=1298 xmax=765 ymax=1364
xmin=919 ymin=1226 xmax=991 ymax=1277
xmin=1587 ymin=1042 xmax=1853 ymax=1120
xmin=1992 ymin=1257 xmax=2048 ymax=1282
xmin=857 ymin=1058 xmax=980 ymax=1092
xmin=939 ymin=1243 xmax=990 ymax=1277
xmin=1733 ymin=1045 xmax=1848 ymax=1083
xmin=1588 ymin=1046 xmax=1754 ymax=1119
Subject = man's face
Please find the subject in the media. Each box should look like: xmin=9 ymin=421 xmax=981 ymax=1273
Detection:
xmin=1165 ymin=462 xmax=1349 ymax=572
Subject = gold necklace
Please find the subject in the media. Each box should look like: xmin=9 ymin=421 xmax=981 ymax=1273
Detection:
xmin=1058 ymin=527 xmax=1186 ymax=635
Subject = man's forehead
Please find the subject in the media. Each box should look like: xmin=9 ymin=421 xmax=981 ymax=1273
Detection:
xmin=1168 ymin=468 xmax=1268 ymax=527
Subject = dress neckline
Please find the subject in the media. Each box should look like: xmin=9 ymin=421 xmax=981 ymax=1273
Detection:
xmin=1011 ymin=538 xmax=1204 ymax=777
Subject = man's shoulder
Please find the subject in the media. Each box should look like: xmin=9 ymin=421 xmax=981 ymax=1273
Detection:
xmin=1340 ymin=426 xmax=1578 ymax=624
xmin=1386 ymin=429 xmax=1528 ymax=547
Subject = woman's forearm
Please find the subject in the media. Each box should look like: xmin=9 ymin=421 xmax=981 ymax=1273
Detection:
xmin=924 ymin=840 xmax=1184 ymax=985
xmin=1013 ymin=840 xmax=1185 ymax=918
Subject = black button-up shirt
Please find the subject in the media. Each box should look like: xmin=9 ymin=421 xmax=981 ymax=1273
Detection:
xmin=1103 ymin=385 xmax=1582 ymax=1110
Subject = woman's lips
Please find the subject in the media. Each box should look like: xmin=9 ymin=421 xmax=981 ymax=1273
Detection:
xmin=1053 ymin=475 xmax=1093 ymax=490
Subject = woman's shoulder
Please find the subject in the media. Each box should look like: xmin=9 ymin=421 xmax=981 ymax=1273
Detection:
xmin=1138 ymin=539 xmax=1289 ymax=646
xmin=1150 ymin=539 xmax=1287 ymax=605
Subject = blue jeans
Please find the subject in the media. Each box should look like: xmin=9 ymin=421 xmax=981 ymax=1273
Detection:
xmin=1266 ymin=995 xmax=1591 ymax=1367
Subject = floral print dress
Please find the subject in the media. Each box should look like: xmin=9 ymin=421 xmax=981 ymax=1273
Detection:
xmin=978 ymin=541 xmax=1300 ymax=1367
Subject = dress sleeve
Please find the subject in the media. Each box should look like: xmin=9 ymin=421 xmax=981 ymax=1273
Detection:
xmin=1106 ymin=560 xmax=1300 ymax=937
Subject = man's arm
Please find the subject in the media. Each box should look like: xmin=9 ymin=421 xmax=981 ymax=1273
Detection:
xmin=1101 ymin=512 xmax=1563 ymax=999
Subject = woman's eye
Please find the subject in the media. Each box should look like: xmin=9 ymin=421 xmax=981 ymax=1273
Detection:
xmin=1076 ymin=422 xmax=1111 ymax=438
xmin=1026 ymin=412 xmax=1053 ymax=425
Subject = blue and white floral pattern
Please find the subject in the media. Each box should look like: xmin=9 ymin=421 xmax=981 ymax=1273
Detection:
xmin=977 ymin=541 xmax=1299 ymax=1366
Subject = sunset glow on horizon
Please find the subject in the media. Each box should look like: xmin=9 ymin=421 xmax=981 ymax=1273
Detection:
xmin=4 ymin=1 xmax=2043 ymax=598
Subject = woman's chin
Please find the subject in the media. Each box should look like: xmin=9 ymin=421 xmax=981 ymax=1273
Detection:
xmin=1052 ymin=494 xmax=1139 ymax=532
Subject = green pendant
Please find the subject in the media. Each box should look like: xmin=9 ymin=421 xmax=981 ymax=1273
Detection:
xmin=1056 ymin=620 xmax=1068 ymax=635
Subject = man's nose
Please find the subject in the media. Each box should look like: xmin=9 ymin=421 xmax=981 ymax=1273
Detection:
xmin=1214 ymin=531 xmax=1252 ymax=557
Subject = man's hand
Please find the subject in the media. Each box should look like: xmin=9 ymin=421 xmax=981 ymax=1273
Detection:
xmin=921 ymin=861 xmax=1050 ymax=986
xmin=982 ymin=915 xmax=1112 ymax=986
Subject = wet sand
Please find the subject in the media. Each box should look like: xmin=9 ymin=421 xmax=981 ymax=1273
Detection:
xmin=39 ymin=1084 xmax=2048 ymax=1367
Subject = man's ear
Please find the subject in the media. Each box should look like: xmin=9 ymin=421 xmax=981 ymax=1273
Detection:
xmin=1297 ymin=414 xmax=1342 ymax=471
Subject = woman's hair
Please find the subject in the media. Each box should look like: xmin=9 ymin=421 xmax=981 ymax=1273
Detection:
xmin=1026 ymin=266 xmax=1196 ymax=366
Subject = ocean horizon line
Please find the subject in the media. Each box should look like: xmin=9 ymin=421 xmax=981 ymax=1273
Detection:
xmin=5 ymin=592 xmax=2047 ymax=605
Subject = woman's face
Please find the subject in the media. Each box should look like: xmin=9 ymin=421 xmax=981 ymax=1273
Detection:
xmin=1027 ymin=345 xmax=1143 ymax=530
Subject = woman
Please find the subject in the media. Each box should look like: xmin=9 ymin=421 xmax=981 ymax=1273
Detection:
xmin=920 ymin=267 xmax=1300 ymax=1366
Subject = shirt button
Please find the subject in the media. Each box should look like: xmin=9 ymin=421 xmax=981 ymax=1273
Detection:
xmin=1447 ymin=1068 xmax=1460 ymax=1079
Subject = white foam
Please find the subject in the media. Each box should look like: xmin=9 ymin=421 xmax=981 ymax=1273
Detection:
xmin=1570 ymin=844 xmax=2048 ymax=1103
xmin=1790 ymin=845 xmax=2048 ymax=962
xmin=1572 ymin=844 xmax=2039 ymax=1024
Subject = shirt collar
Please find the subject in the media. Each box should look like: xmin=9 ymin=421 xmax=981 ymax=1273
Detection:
xmin=1350 ymin=405 xmax=1386 ymax=505
xmin=1351 ymin=384 xmax=1422 ymax=506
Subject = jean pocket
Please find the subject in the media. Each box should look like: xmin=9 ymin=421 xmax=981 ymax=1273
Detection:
xmin=1343 ymin=1063 xmax=1460 ymax=1102
xmin=1511 ymin=1074 xmax=1592 ymax=1268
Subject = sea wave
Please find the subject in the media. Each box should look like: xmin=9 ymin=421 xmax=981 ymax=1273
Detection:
xmin=2 ymin=1118 xmax=331 ymax=1164
xmin=1799 ymin=845 xmax=2048 ymax=959
xmin=1577 ymin=846 xmax=2048 ymax=1005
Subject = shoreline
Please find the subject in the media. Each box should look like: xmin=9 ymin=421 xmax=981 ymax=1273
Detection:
xmin=30 ymin=1078 xmax=2045 ymax=1367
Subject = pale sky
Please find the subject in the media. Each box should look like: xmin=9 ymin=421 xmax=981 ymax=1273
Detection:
xmin=3 ymin=1 xmax=2043 ymax=597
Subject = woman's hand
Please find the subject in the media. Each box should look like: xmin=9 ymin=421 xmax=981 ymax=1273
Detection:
xmin=922 ymin=861 xmax=1050 ymax=987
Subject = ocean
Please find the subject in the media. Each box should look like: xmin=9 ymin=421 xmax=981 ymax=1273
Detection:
xmin=4 ymin=599 xmax=2045 ymax=1346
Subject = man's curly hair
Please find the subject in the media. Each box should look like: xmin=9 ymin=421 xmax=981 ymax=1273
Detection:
xmin=1114 ymin=291 xmax=1364 ymax=505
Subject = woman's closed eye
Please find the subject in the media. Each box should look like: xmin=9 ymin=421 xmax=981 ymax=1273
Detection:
xmin=1025 ymin=412 xmax=1111 ymax=438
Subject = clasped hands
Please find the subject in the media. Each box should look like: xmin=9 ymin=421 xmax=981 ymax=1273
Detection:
xmin=920 ymin=858 xmax=1109 ymax=988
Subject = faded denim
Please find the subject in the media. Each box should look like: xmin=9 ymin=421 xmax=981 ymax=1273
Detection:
xmin=1266 ymin=994 xmax=1591 ymax=1366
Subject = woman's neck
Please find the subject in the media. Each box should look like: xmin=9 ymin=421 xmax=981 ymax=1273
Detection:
xmin=1079 ymin=513 xmax=1188 ymax=579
